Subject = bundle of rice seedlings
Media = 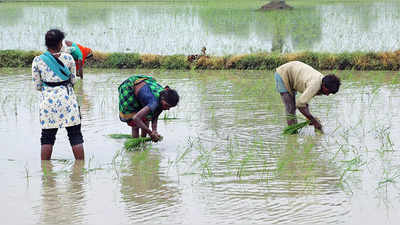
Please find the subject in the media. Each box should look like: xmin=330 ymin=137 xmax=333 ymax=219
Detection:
xmin=124 ymin=136 xmax=163 ymax=151
xmin=124 ymin=137 xmax=152 ymax=150
xmin=108 ymin=134 xmax=132 ymax=139
xmin=108 ymin=134 xmax=163 ymax=150
xmin=283 ymin=120 xmax=311 ymax=135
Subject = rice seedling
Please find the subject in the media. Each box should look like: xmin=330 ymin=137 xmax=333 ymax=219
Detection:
xmin=338 ymin=155 xmax=366 ymax=184
xmin=108 ymin=133 xmax=161 ymax=150
xmin=236 ymin=148 xmax=254 ymax=179
xmin=124 ymin=137 xmax=161 ymax=151
xmin=42 ymin=162 xmax=49 ymax=181
xmin=108 ymin=134 xmax=132 ymax=139
xmin=82 ymin=155 xmax=103 ymax=174
xmin=24 ymin=163 xmax=30 ymax=183
xmin=160 ymin=111 xmax=179 ymax=120
xmin=283 ymin=120 xmax=311 ymax=135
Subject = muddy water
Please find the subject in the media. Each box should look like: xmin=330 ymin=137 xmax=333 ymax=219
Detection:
xmin=1 ymin=1 xmax=400 ymax=54
xmin=0 ymin=69 xmax=400 ymax=225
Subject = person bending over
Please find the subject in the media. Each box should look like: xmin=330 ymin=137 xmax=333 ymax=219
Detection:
xmin=118 ymin=75 xmax=179 ymax=141
xmin=62 ymin=40 xmax=93 ymax=79
xmin=274 ymin=61 xmax=341 ymax=133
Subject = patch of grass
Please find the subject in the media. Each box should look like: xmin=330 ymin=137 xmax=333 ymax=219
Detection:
xmin=4 ymin=49 xmax=400 ymax=71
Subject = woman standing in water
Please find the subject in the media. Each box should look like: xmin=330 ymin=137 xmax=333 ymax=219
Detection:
xmin=32 ymin=29 xmax=85 ymax=160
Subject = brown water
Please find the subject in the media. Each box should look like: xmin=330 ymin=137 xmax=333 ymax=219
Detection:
xmin=1 ymin=69 xmax=400 ymax=225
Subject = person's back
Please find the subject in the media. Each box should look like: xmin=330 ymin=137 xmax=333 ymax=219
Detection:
xmin=276 ymin=61 xmax=323 ymax=94
xmin=118 ymin=75 xmax=179 ymax=140
xmin=32 ymin=29 xmax=85 ymax=160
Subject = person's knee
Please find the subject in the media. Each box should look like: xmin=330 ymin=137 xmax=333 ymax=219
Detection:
xmin=66 ymin=125 xmax=84 ymax=146
xmin=41 ymin=128 xmax=57 ymax=145
xmin=280 ymin=93 xmax=295 ymax=113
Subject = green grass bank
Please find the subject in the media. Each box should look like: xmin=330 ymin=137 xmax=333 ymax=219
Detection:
xmin=2 ymin=50 xmax=400 ymax=70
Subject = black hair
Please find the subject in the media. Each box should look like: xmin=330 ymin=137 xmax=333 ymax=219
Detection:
xmin=160 ymin=87 xmax=179 ymax=107
xmin=322 ymin=74 xmax=341 ymax=94
xmin=45 ymin=29 xmax=65 ymax=50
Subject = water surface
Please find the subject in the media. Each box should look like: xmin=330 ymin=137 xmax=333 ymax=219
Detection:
xmin=1 ymin=1 xmax=400 ymax=55
xmin=0 ymin=68 xmax=400 ymax=224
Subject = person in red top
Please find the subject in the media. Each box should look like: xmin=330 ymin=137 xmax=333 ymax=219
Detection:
xmin=62 ymin=40 xmax=93 ymax=78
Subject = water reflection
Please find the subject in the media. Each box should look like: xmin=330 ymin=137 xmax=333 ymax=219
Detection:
xmin=39 ymin=160 xmax=86 ymax=225
xmin=73 ymin=80 xmax=92 ymax=118
xmin=1 ymin=2 xmax=399 ymax=54
xmin=0 ymin=69 xmax=399 ymax=224
xmin=0 ymin=5 xmax=22 ymax=26
xmin=118 ymin=149 xmax=180 ymax=223
xmin=67 ymin=6 xmax=110 ymax=27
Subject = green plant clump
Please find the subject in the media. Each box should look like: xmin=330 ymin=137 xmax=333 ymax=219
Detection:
xmin=108 ymin=134 xmax=132 ymax=139
xmin=283 ymin=120 xmax=311 ymax=135
xmin=124 ymin=137 xmax=153 ymax=150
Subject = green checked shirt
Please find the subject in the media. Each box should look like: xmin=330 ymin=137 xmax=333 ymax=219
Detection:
xmin=118 ymin=75 xmax=164 ymax=119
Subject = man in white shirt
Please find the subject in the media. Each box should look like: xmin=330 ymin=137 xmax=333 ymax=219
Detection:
xmin=275 ymin=61 xmax=341 ymax=133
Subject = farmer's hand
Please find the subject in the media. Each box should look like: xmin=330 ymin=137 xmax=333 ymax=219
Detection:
xmin=150 ymin=131 xmax=161 ymax=142
xmin=77 ymin=69 xmax=83 ymax=78
xmin=312 ymin=120 xmax=323 ymax=133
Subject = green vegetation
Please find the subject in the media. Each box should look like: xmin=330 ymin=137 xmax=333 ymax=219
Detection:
xmin=108 ymin=134 xmax=132 ymax=139
xmin=283 ymin=120 xmax=311 ymax=135
xmin=2 ymin=50 xmax=400 ymax=70
xmin=108 ymin=134 xmax=162 ymax=151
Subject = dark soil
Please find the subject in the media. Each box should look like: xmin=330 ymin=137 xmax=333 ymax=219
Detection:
xmin=259 ymin=0 xmax=293 ymax=11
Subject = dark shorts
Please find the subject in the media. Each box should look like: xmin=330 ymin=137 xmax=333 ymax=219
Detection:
xmin=41 ymin=124 xmax=84 ymax=146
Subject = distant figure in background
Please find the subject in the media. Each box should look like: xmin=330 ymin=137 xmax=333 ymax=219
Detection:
xmin=118 ymin=75 xmax=179 ymax=141
xmin=274 ymin=61 xmax=341 ymax=133
xmin=187 ymin=46 xmax=208 ymax=63
xmin=32 ymin=29 xmax=85 ymax=160
xmin=62 ymin=40 xmax=93 ymax=79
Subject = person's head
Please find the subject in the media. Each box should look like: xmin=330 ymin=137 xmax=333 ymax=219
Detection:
xmin=159 ymin=86 xmax=179 ymax=110
xmin=45 ymin=29 xmax=65 ymax=51
xmin=321 ymin=74 xmax=341 ymax=96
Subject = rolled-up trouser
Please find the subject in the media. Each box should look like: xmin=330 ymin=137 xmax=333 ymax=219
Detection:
xmin=40 ymin=124 xmax=84 ymax=146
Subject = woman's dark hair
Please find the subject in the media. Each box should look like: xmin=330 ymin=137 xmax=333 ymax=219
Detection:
xmin=45 ymin=29 xmax=65 ymax=50
xmin=322 ymin=74 xmax=341 ymax=94
xmin=160 ymin=86 xmax=179 ymax=107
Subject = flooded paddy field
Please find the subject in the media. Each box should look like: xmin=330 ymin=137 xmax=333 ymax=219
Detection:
xmin=1 ymin=0 xmax=400 ymax=55
xmin=0 ymin=68 xmax=399 ymax=224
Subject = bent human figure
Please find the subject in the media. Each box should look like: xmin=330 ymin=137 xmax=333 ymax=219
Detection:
xmin=62 ymin=40 xmax=93 ymax=79
xmin=32 ymin=29 xmax=85 ymax=160
xmin=274 ymin=61 xmax=341 ymax=133
xmin=118 ymin=75 xmax=179 ymax=141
